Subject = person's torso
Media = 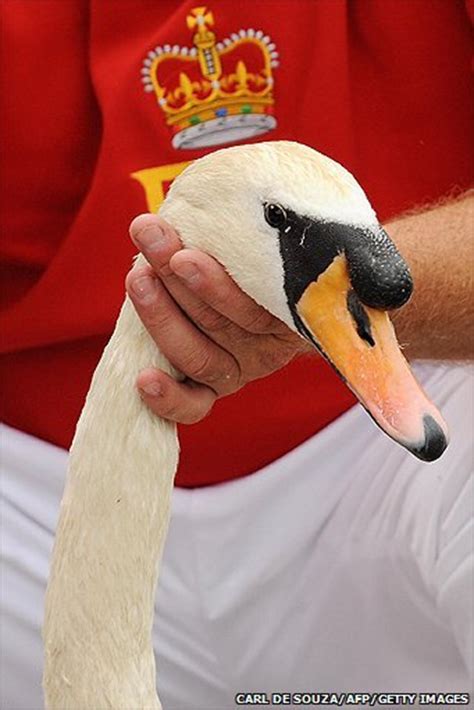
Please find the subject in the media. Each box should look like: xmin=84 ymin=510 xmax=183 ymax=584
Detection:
xmin=1 ymin=0 xmax=473 ymax=486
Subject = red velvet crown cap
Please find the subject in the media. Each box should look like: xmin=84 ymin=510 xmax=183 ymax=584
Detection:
xmin=1 ymin=0 xmax=473 ymax=487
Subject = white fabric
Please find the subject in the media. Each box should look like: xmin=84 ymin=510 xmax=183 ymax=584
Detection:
xmin=1 ymin=363 xmax=473 ymax=710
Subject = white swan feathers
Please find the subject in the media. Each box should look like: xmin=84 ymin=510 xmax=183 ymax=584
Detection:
xmin=43 ymin=141 xmax=448 ymax=710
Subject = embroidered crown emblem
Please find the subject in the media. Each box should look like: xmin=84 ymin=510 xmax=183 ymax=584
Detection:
xmin=141 ymin=6 xmax=279 ymax=150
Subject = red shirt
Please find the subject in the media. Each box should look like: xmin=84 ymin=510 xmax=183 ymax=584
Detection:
xmin=1 ymin=0 xmax=473 ymax=487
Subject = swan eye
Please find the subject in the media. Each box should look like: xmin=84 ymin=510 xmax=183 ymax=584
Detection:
xmin=264 ymin=203 xmax=287 ymax=229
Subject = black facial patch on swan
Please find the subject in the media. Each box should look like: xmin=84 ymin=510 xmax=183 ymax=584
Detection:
xmin=265 ymin=206 xmax=413 ymax=316
xmin=273 ymin=209 xmax=343 ymax=307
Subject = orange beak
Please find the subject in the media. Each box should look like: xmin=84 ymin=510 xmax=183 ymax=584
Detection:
xmin=296 ymin=255 xmax=449 ymax=461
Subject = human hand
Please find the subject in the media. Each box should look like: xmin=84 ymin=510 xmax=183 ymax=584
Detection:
xmin=126 ymin=213 xmax=312 ymax=424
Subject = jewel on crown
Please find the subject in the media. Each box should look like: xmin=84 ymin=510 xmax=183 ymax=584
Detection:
xmin=141 ymin=6 xmax=279 ymax=150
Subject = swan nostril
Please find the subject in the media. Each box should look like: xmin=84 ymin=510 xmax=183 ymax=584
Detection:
xmin=409 ymin=415 xmax=448 ymax=462
xmin=347 ymin=290 xmax=375 ymax=347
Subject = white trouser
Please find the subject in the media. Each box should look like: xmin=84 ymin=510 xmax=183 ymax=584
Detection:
xmin=1 ymin=363 xmax=473 ymax=710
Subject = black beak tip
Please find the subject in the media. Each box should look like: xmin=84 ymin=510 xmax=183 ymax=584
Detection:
xmin=410 ymin=414 xmax=448 ymax=462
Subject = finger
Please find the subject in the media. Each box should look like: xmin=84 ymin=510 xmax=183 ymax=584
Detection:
xmin=169 ymin=249 xmax=288 ymax=335
xmin=125 ymin=264 xmax=241 ymax=394
xmin=129 ymin=214 xmax=221 ymax=332
xmin=129 ymin=215 xmax=231 ymax=333
xmin=129 ymin=214 xmax=182 ymax=278
xmin=137 ymin=368 xmax=217 ymax=424
xmin=130 ymin=215 xmax=283 ymax=338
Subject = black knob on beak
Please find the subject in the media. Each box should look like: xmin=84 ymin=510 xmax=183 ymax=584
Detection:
xmin=345 ymin=226 xmax=413 ymax=310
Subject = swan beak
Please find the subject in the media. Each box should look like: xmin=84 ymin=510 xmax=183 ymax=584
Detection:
xmin=295 ymin=254 xmax=449 ymax=461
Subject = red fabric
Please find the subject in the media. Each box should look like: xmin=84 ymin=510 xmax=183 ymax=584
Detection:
xmin=1 ymin=0 xmax=473 ymax=487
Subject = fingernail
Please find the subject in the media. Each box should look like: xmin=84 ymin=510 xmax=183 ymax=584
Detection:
xmin=131 ymin=275 xmax=157 ymax=304
xmin=133 ymin=225 xmax=168 ymax=253
xmin=140 ymin=381 xmax=162 ymax=397
xmin=172 ymin=260 xmax=200 ymax=285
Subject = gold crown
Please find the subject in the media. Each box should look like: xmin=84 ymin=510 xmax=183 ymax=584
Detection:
xmin=141 ymin=6 xmax=279 ymax=149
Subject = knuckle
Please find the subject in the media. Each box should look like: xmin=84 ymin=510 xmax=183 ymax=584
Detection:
xmin=243 ymin=308 xmax=276 ymax=334
xmin=139 ymin=287 xmax=177 ymax=329
xmin=145 ymin=302 xmax=174 ymax=331
xmin=185 ymin=348 xmax=218 ymax=382
xmin=193 ymin=305 xmax=229 ymax=333
xmin=182 ymin=348 xmax=239 ymax=392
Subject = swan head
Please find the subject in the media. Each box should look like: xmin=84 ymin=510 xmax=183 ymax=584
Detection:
xmin=159 ymin=141 xmax=448 ymax=461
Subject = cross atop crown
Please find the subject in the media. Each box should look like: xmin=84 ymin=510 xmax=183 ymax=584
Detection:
xmin=186 ymin=6 xmax=214 ymax=32
xmin=186 ymin=7 xmax=222 ymax=81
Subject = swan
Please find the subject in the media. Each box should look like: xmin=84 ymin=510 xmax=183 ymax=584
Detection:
xmin=43 ymin=141 xmax=448 ymax=709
